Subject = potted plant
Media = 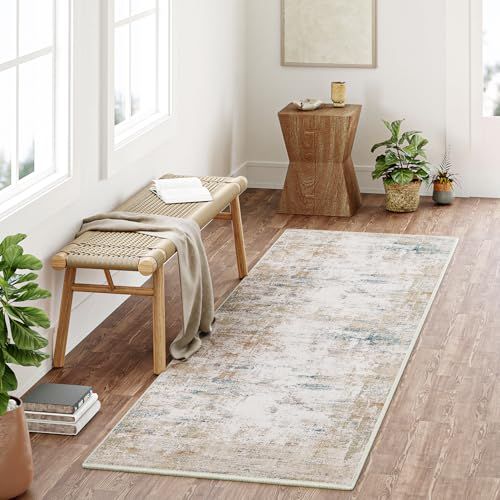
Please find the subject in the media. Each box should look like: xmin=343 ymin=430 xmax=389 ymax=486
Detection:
xmin=0 ymin=234 xmax=51 ymax=499
xmin=371 ymin=120 xmax=431 ymax=212
xmin=432 ymin=150 xmax=458 ymax=205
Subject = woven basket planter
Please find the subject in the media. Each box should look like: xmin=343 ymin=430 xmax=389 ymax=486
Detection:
xmin=384 ymin=181 xmax=422 ymax=213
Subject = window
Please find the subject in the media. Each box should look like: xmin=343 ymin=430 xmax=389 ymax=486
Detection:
xmin=0 ymin=0 xmax=71 ymax=210
xmin=112 ymin=0 xmax=171 ymax=146
xmin=483 ymin=0 xmax=500 ymax=116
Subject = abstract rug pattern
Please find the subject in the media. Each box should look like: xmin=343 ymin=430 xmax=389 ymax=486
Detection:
xmin=84 ymin=230 xmax=457 ymax=490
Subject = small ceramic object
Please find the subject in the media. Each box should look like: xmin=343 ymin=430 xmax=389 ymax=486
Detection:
xmin=292 ymin=99 xmax=322 ymax=111
xmin=331 ymin=82 xmax=346 ymax=108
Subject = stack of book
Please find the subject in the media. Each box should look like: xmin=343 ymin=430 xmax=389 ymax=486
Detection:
xmin=23 ymin=384 xmax=100 ymax=436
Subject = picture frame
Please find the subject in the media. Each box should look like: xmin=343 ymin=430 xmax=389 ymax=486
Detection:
xmin=281 ymin=0 xmax=377 ymax=68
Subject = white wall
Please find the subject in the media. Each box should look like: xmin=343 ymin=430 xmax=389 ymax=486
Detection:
xmin=242 ymin=0 xmax=447 ymax=193
xmin=7 ymin=0 xmax=247 ymax=395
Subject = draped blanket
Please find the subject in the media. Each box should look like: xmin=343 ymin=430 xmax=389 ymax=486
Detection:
xmin=78 ymin=212 xmax=214 ymax=360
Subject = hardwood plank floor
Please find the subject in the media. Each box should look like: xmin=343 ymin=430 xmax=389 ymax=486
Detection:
xmin=21 ymin=190 xmax=500 ymax=500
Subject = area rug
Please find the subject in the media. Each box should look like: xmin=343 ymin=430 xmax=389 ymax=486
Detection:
xmin=83 ymin=230 xmax=458 ymax=490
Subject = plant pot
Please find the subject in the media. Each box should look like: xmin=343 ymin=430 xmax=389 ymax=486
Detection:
xmin=384 ymin=180 xmax=422 ymax=213
xmin=0 ymin=397 xmax=34 ymax=499
xmin=433 ymin=181 xmax=454 ymax=205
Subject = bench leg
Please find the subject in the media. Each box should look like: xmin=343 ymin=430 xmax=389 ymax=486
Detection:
xmin=53 ymin=268 xmax=77 ymax=368
xmin=230 ymin=196 xmax=248 ymax=279
xmin=152 ymin=265 xmax=167 ymax=375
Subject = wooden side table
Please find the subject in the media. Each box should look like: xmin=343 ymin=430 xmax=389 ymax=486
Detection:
xmin=278 ymin=103 xmax=362 ymax=217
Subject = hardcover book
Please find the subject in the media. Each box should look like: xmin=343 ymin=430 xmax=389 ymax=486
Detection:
xmin=23 ymin=384 xmax=93 ymax=414
xmin=24 ymin=393 xmax=99 ymax=423
xmin=27 ymin=399 xmax=101 ymax=435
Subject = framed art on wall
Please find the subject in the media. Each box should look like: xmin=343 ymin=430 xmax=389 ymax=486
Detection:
xmin=281 ymin=0 xmax=377 ymax=68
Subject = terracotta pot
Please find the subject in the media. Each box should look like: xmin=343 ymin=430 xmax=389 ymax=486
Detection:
xmin=433 ymin=181 xmax=454 ymax=205
xmin=0 ymin=397 xmax=34 ymax=499
xmin=384 ymin=180 xmax=422 ymax=213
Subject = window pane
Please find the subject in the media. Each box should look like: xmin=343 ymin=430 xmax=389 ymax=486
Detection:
xmin=483 ymin=0 xmax=500 ymax=116
xmin=19 ymin=0 xmax=53 ymax=55
xmin=114 ymin=25 xmax=130 ymax=125
xmin=130 ymin=15 xmax=156 ymax=117
xmin=114 ymin=0 xmax=129 ymax=22
xmin=0 ymin=0 xmax=16 ymax=64
xmin=0 ymin=69 xmax=15 ymax=191
xmin=18 ymin=55 xmax=54 ymax=179
xmin=131 ymin=0 xmax=156 ymax=16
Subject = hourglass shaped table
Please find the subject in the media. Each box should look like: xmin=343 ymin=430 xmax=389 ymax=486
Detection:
xmin=278 ymin=103 xmax=362 ymax=217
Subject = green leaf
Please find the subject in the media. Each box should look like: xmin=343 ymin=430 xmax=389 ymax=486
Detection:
xmin=10 ymin=320 xmax=48 ymax=350
xmin=4 ymin=344 xmax=49 ymax=367
xmin=11 ymin=283 xmax=51 ymax=302
xmin=0 ymin=315 xmax=7 ymax=346
xmin=7 ymin=306 xmax=50 ymax=328
xmin=0 ymin=365 xmax=18 ymax=392
xmin=15 ymin=254 xmax=43 ymax=271
xmin=403 ymin=144 xmax=419 ymax=156
xmin=390 ymin=120 xmax=404 ymax=141
xmin=384 ymin=151 xmax=400 ymax=166
xmin=391 ymin=169 xmax=415 ymax=185
xmin=418 ymin=138 xmax=429 ymax=149
xmin=383 ymin=120 xmax=393 ymax=133
xmin=0 ymin=392 xmax=8 ymax=416
xmin=400 ymin=130 xmax=421 ymax=145
xmin=12 ymin=272 xmax=38 ymax=284
xmin=3 ymin=244 xmax=23 ymax=268
xmin=0 ymin=350 xmax=5 ymax=380
xmin=0 ymin=234 xmax=26 ymax=256
xmin=370 ymin=139 xmax=393 ymax=153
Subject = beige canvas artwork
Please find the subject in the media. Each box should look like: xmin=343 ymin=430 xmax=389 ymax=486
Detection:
xmin=281 ymin=0 xmax=377 ymax=67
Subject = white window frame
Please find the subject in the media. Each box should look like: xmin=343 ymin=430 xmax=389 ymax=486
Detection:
xmin=0 ymin=0 xmax=73 ymax=222
xmin=101 ymin=0 xmax=173 ymax=179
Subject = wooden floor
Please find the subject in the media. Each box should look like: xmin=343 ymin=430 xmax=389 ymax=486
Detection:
xmin=23 ymin=190 xmax=500 ymax=500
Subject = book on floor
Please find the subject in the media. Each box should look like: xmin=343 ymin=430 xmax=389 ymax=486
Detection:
xmin=151 ymin=177 xmax=213 ymax=204
xmin=27 ymin=398 xmax=101 ymax=436
xmin=23 ymin=383 xmax=93 ymax=414
xmin=24 ymin=393 xmax=99 ymax=423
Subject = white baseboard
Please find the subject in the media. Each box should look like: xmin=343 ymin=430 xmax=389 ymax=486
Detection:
xmin=233 ymin=161 xmax=385 ymax=194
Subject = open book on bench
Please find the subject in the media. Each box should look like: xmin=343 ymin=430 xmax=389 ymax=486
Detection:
xmin=151 ymin=177 xmax=213 ymax=204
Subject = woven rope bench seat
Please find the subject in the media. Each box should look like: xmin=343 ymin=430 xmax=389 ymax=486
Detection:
xmin=53 ymin=174 xmax=248 ymax=275
xmin=51 ymin=173 xmax=248 ymax=375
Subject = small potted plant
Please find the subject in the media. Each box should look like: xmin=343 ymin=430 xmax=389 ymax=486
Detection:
xmin=0 ymin=234 xmax=51 ymax=499
xmin=371 ymin=120 xmax=431 ymax=213
xmin=432 ymin=150 xmax=458 ymax=205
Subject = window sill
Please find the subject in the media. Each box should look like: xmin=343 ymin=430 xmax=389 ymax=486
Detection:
xmin=0 ymin=172 xmax=79 ymax=236
xmin=102 ymin=112 xmax=176 ymax=179
xmin=115 ymin=112 xmax=171 ymax=151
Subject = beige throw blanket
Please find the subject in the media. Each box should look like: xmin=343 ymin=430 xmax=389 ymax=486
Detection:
xmin=78 ymin=212 xmax=215 ymax=360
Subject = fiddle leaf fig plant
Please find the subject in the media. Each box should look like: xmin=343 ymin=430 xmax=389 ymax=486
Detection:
xmin=0 ymin=234 xmax=51 ymax=416
xmin=371 ymin=120 xmax=431 ymax=185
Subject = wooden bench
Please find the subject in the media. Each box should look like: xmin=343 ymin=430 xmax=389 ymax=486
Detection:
xmin=51 ymin=174 xmax=248 ymax=374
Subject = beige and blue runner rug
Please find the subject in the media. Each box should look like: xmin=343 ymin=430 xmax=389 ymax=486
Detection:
xmin=84 ymin=230 xmax=457 ymax=490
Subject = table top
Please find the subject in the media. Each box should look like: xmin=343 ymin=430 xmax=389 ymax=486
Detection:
xmin=279 ymin=103 xmax=362 ymax=117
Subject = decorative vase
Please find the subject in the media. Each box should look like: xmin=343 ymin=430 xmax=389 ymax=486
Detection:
xmin=331 ymin=82 xmax=346 ymax=108
xmin=384 ymin=180 xmax=422 ymax=213
xmin=0 ymin=397 xmax=34 ymax=499
xmin=432 ymin=182 xmax=454 ymax=205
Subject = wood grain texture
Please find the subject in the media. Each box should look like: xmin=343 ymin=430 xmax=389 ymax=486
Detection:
xmin=278 ymin=104 xmax=362 ymax=217
xmin=230 ymin=196 xmax=248 ymax=278
xmin=53 ymin=268 xmax=77 ymax=368
xmin=152 ymin=266 xmax=167 ymax=375
xmin=22 ymin=190 xmax=500 ymax=500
